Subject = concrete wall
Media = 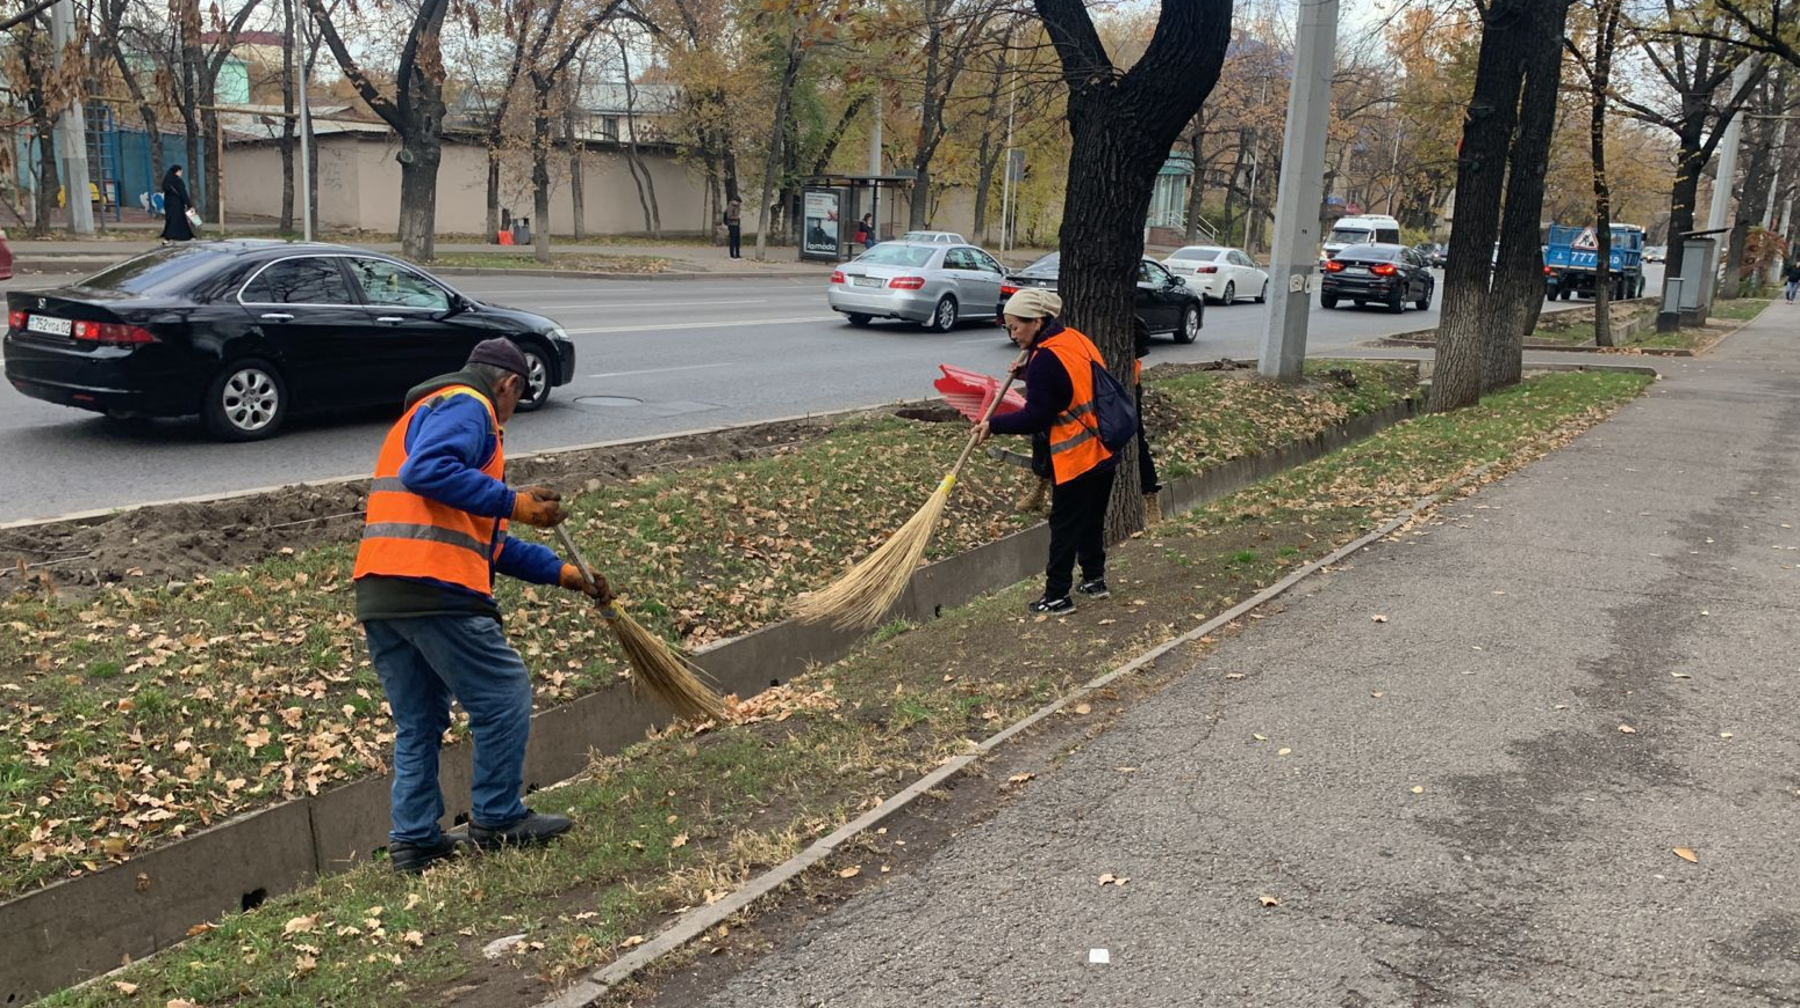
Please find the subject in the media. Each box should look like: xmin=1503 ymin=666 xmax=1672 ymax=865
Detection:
xmin=221 ymin=135 xmax=711 ymax=237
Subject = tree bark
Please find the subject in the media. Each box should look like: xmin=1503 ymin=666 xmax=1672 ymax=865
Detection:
xmin=1034 ymin=0 xmax=1232 ymax=538
xmin=1587 ymin=0 xmax=1622 ymax=347
xmin=618 ymin=37 xmax=660 ymax=238
xmin=1430 ymin=0 xmax=1532 ymax=413
xmin=532 ymin=94 xmax=552 ymax=263
xmin=280 ymin=0 xmax=296 ymax=232
xmin=753 ymin=32 xmax=803 ymax=261
xmin=1484 ymin=0 xmax=1573 ymax=393
xmin=566 ymin=102 xmax=586 ymax=241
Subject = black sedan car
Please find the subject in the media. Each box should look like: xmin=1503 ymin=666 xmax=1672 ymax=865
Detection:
xmin=995 ymin=252 xmax=1202 ymax=343
xmin=4 ymin=241 xmax=577 ymax=441
xmin=1321 ymin=243 xmax=1435 ymax=313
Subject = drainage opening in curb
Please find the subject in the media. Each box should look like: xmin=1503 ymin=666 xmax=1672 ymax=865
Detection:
xmin=241 ymin=888 xmax=268 ymax=912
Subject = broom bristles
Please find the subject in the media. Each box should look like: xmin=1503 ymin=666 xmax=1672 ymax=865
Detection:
xmin=791 ymin=481 xmax=952 ymax=629
xmin=604 ymin=608 xmax=726 ymax=722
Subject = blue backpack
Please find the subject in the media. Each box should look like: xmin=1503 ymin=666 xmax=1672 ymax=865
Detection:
xmin=1088 ymin=361 xmax=1139 ymax=452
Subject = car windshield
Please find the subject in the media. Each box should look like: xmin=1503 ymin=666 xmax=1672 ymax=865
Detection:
xmin=857 ymin=244 xmax=937 ymax=268
xmin=1020 ymin=252 xmax=1060 ymax=276
xmin=1339 ymin=244 xmax=1397 ymax=261
xmin=1170 ymin=248 xmax=1221 ymax=261
xmin=1329 ymin=227 xmax=1374 ymax=245
xmin=78 ymin=245 xmax=235 ymax=295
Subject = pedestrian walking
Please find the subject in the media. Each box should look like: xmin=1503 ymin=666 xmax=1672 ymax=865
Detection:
xmin=975 ymin=289 xmax=1117 ymax=615
xmin=159 ymin=165 xmax=195 ymax=243
xmin=353 ymin=338 xmax=610 ymax=873
xmin=1784 ymin=261 xmax=1800 ymax=303
xmin=725 ymin=198 xmax=743 ymax=259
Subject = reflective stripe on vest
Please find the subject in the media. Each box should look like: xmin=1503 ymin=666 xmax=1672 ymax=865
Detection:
xmin=352 ymin=385 xmax=508 ymax=596
xmin=1035 ymin=327 xmax=1113 ymax=484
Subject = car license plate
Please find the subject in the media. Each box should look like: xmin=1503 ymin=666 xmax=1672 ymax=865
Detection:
xmin=1342 ymin=266 xmax=1366 ymax=275
xmin=853 ymin=276 xmax=884 ymax=288
xmin=28 ymin=315 xmax=71 ymax=337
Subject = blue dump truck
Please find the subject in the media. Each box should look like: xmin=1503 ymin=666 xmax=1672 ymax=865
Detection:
xmin=1544 ymin=223 xmax=1646 ymax=300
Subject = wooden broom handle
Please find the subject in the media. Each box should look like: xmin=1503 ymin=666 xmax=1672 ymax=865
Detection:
xmin=946 ymin=347 xmax=1031 ymax=480
xmin=555 ymin=523 xmax=619 ymax=617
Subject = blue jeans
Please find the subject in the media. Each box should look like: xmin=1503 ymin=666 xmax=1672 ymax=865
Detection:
xmin=364 ymin=615 xmax=532 ymax=844
xmin=1786 ymin=280 xmax=1797 ymax=302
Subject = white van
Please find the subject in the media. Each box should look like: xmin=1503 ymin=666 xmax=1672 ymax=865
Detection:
xmin=1321 ymin=214 xmax=1402 ymax=261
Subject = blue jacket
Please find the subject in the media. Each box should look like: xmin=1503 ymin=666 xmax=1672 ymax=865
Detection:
xmin=355 ymin=369 xmax=563 ymax=621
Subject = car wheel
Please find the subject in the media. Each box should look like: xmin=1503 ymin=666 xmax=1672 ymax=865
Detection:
xmin=846 ymin=313 xmax=873 ymax=327
xmin=1321 ymin=294 xmax=1339 ymax=309
xmin=514 ymin=340 xmax=553 ymax=412
xmin=203 ymin=358 xmax=287 ymax=442
xmin=1222 ymin=281 xmax=1235 ymax=304
xmin=925 ymin=295 xmax=958 ymax=332
xmin=1415 ymin=283 xmax=1432 ymax=311
xmin=1387 ymin=290 xmax=1406 ymax=314
xmin=1255 ymin=280 xmax=1267 ymax=304
xmin=1173 ymin=303 xmax=1200 ymax=344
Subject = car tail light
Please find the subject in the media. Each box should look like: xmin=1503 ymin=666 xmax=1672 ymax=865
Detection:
xmin=889 ymin=276 xmax=926 ymax=290
xmin=72 ymin=320 xmax=157 ymax=345
xmin=6 ymin=310 xmax=23 ymax=331
xmin=1324 ymin=260 xmax=1345 ymax=273
xmin=1196 ymin=265 xmax=1218 ymax=274
xmin=830 ymin=270 xmax=845 ymax=284
xmin=1543 ymin=264 xmax=1554 ymax=276
xmin=1369 ymin=263 xmax=1398 ymax=276
xmin=1000 ymin=284 xmax=1019 ymax=297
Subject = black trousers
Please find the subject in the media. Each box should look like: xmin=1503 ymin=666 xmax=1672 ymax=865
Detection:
xmin=727 ymin=224 xmax=742 ymax=257
xmin=1135 ymin=383 xmax=1160 ymax=494
xmin=1045 ymin=466 xmax=1116 ymax=600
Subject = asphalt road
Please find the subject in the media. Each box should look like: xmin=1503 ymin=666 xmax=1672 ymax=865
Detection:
xmin=0 ymin=264 xmax=1657 ymax=524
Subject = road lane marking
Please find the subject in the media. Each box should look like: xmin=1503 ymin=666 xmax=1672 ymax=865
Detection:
xmin=513 ymin=298 xmax=779 ymax=310
xmin=564 ymin=315 xmax=841 ymax=334
xmin=588 ymin=362 xmax=736 ymax=379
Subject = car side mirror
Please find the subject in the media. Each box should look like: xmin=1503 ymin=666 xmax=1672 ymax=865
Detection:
xmin=1170 ymin=276 xmax=1186 ymax=287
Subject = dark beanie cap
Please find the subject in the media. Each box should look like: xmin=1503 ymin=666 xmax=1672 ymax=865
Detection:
xmin=466 ymin=337 xmax=530 ymax=379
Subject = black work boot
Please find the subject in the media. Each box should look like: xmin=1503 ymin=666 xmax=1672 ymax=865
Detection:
xmin=389 ymin=830 xmax=466 ymax=874
xmin=468 ymin=810 xmax=573 ymax=850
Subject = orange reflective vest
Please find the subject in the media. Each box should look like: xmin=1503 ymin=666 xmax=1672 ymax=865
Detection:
xmin=352 ymin=385 xmax=507 ymax=596
xmin=1036 ymin=326 xmax=1114 ymax=485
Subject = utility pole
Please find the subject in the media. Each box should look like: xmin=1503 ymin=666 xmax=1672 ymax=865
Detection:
xmin=50 ymin=0 xmax=95 ymax=235
xmin=1000 ymin=85 xmax=1016 ymax=253
xmin=1701 ymin=57 xmax=1757 ymax=310
xmin=295 ymin=0 xmax=313 ymax=241
xmin=1259 ymin=0 xmax=1338 ymax=380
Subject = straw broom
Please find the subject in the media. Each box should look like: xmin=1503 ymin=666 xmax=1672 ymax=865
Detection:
xmin=555 ymin=525 xmax=726 ymax=722
xmin=793 ymin=348 xmax=1031 ymax=630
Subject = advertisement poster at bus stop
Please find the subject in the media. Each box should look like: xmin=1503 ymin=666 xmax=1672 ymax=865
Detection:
xmin=802 ymin=189 xmax=842 ymax=259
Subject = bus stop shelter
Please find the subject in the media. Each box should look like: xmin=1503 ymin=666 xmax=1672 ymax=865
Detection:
xmin=798 ymin=173 xmax=914 ymax=262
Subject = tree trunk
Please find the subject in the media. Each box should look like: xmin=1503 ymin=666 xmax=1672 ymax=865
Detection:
xmin=618 ymin=44 xmax=660 ymax=238
xmin=1724 ymin=107 xmax=1778 ymax=299
xmin=753 ymin=33 xmax=802 ymax=261
xmin=1484 ymin=0 xmax=1571 ymax=393
xmin=532 ymin=94 xmax=552 ymax=263
xmin=31 ymin=113 xmax=57 ymax=237
xmin=1589 ymin=0 xmax=1621 ymax=348
xmin=1035 ymin=0 xmax=1231 ymax=540
xmin=1184 ymin=130 xmax=1208 ymax=243
xmin=485 ymin=150 xmax=502 ymax=242
xmin=1430 ymin=0 xmax=1532 ymax=413
xmin=280 ymin=0 xmax=296 ymax=233
xmin=567 ymin=113 xmax=587 ymax=241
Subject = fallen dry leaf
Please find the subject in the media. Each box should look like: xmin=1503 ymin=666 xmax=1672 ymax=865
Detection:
xmin=1371 ymin=614 xmax=1389 ymax=623
xmin=283 ymin=914 xmax=319 ymax=936
xmin=112 ymin=982 xmax=138 ymax=995
xmin=1258 ymin=894 xmax=1281 ymax=907
xmin=1618 ymin=725 xmax=1637 ymax=734
xmin=671 ymin=833 xmax=690 ymax=848
xmin=402 ymin=930 xmax=424 ymax=947
xmin=294 ymin=953 xmax=317 ymax=975
xmin=1006 ymin=772 xmax=1035 ymax=785
xmin=1072 ymin=703 xmax=1092 ymax=715
xmin=619 ymin=935 xmax=646 ymax=949
xmin=1252 ymin=733 xmax=1269 ymax=742
xmin=1671 ymin=671 xmax=1692 ymax=679
xmin=1673 ymin=847 xmax=1699 ymax=863
xmin=838 ymin=866 xmax=861 ymax=879
xmin=1277 ymin=748 xmax=1292 ymax=756
xmin=1411 ymin=785 xmax=1425 ymax=794
xmin=1097 ymin=873 xmax=1130 ymax=887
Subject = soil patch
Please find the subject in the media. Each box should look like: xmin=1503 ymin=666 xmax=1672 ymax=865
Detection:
xmin=0 ymin=418 xmax=834 ymax=593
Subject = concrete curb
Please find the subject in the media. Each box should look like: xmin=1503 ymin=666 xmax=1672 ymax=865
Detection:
xmin=540 ymin=462 xmax=1507 ymax=1008
xmin=427 ymin=266 xmax=828 ymax=282
xmin=0 ymin=397 xmax=1421 ymax=1002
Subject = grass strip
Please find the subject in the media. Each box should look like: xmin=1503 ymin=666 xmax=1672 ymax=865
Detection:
xmin=0 ymin=362 xmax=1413 ymax=897
xmin=418 ymin=252 xmax=673 ymax=274
xmin=37 ymin=368 xmax=1650 ymax=1008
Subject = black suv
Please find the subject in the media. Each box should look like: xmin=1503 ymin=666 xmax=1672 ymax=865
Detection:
xmin=1321 ymin=243 xmax=1435 ymax=314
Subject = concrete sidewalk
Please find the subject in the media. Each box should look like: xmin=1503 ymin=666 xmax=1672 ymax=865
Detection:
xmin=688 ymin=307 xmax=1800 ymax=1006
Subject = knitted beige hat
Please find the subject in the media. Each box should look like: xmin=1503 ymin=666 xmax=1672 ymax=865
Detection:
xmin=1002 ymin=287 xmax=1063 ymax=319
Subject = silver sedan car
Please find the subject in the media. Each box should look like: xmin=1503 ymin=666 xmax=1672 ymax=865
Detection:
xmin=827 ymin=241 xmax=1007 ymax=331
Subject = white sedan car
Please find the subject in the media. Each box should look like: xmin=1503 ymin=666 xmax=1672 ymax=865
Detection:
xmin=1162 ymin=245 xmax=1269 ymax=304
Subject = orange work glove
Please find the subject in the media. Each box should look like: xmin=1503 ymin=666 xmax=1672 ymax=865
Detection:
xmin=559 ymin=563 xmax=614 ymax=604
xmin=510 ymin=485 xmax=567 ymax=528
